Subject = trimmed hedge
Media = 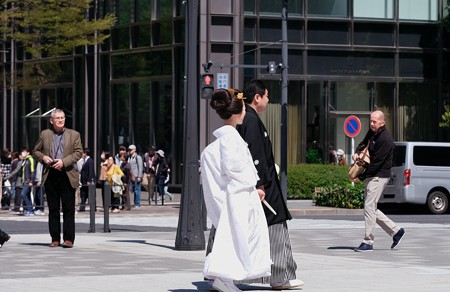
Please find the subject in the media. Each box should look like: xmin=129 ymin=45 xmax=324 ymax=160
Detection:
xmin=287 ymin=164 xmax=365 ymax=209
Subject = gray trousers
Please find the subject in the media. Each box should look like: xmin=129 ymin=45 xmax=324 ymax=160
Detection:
xmin=363 ymin=177 xmax=400 ymax=245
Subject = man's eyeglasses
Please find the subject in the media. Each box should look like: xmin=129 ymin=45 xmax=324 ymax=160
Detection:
xmin=52 ymin=117 xmax=65 ymax=120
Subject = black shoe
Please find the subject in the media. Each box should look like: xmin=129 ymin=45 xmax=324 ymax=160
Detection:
xmin=391 ymin=228 xmax=405 ymax=249
xmin=0 ymin=231 xmax=11 ymax=248
xmin=354 ymin=242 xmax=373 ymax=252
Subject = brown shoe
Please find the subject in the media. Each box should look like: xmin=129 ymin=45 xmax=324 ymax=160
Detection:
xmin=49 ymin=241 xmax=60 ymax=247
xmin=62 ymin=240 xmax=73 ymax=248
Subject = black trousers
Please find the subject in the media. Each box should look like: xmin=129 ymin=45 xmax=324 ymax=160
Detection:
xmin=79 ymin=185 xmax=89 ymax=211
xmin=45 ymin=169 xmax=76 ymax=243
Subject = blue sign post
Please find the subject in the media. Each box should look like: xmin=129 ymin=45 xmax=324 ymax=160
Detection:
xmin=344 ymin=115 xmax=362 ymax=185
xmin=344 ymin=115 xmax=361 ymax=138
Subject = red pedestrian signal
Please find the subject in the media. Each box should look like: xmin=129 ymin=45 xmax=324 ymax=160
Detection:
xmin=200 ymin=73 xmax=214 ymax=99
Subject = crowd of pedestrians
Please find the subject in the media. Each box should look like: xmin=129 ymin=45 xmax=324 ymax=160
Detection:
xmin=1 ymin=137 xmax=171 ymax=216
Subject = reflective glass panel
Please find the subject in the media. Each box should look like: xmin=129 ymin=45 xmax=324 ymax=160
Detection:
xmin=399 ymin=0 xmax=438 ymax=21
xmin=354 ymin=0 xmax=394 ymax=19
xmin=308 ymin=0 xmax=348 ymax=18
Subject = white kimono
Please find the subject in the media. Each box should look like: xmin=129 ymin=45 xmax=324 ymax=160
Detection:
xmin=200 ymin=125 xmax=272 ymax=281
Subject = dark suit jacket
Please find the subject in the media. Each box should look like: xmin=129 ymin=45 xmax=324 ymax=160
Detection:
xmin=80 ymin=157 xmax=96 ymax=185
xmin=237 ymin=106 xmax=292 ymax=226
xmin=32 ymin=128 xmax=83 ymax=189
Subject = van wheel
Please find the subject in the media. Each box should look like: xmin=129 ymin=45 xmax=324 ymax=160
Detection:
xmin=427 ymin=191 xmax=449 ymax=214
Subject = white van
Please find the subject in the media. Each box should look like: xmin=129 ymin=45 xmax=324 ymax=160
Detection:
xmin=381 ymin=142 xmax=450 ymax=214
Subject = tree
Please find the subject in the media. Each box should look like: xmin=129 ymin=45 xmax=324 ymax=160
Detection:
xmin=0 ymin=0 xmax=116 ymax=93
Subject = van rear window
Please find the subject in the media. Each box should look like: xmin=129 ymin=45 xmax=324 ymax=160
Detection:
xmin=392 ymin=145 xmax=406 ymax=167
xmin=413 ymin=146 xmax=450 ymax=167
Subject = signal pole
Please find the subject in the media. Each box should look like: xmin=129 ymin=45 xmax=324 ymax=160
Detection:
xmin=280 ymin=0 xmax=289 ymax=201
xmin=175 ymin=0 xmax=205 ymax=251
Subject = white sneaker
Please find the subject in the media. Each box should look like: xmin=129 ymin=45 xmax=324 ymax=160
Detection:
xmin=34 ymin=210 xmax=45 ymax=216
xmin=212 ymin=278 xmax=241 ymax=292
xmin=271 ymin=279 xmax=305 ymax=290
xmin=112 ymin=209 xmax=120 ymax=213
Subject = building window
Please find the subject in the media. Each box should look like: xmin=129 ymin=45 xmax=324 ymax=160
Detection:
xmin=354 ymin=0 xmax=394 ymax=19
xmin=244 ymin=0 xmax=255 ymax=15
xmin=112 ymin=27 xmax=131 ymax=50
xmin=152 ymin=20 xmax=173 ymax=45
xmin=399 ymin=24 xmax=439 ymax=48
xmin=116 ymin=0 xmax=132 ymax=25
xmin=399 ymin=0 xmax=438 ymax=21
xmin=259 ymin=0 xmax=303 ymax=16
xmin=308 ymin=0 xmax=348 ymax=18
xmin=132 ymin=24 xmax=151 ymax=48
xmin=398 ymin=83 xmax=439 ymax=141
xmin=354 ymin=23 xmax=395 ymax=47
xmin=307 ymin=21 xmax=348 ymax=45
xmin=260 ymin=19 xmax=281 ymax=43
xmin=157 ymin=0 xmax=173 ymax=20
xmin=136 ymin=0 xmax=151 ymax=22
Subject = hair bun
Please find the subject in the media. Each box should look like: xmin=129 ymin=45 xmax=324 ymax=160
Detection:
xmin=210 ymin=89 xmax=231 ymax=111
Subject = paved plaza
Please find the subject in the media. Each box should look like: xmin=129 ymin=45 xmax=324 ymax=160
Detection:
xmin=1 ymin=197 xmax=450 ymax=291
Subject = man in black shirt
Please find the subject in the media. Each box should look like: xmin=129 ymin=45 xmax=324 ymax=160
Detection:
xmin=352 ymin=110 xmax=405 ymax=252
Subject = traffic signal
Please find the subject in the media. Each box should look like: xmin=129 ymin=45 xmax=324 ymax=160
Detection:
xmin=200 ymin=73 xmax=214 ymax=99
xmin=268 ymin=61 xmax=277 ymax=74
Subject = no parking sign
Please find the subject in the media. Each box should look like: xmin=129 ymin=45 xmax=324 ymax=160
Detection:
xmin=344 ymin=115 xmax=361 ymax=138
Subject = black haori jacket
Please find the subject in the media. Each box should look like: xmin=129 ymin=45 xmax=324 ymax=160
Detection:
xmin=237 ymin=106 xmax=292 ymax=226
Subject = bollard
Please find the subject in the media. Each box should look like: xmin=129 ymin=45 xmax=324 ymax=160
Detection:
xmin=103 ymin=182 xmax=111 ymax=232
xmin=88 ymin=183 xmax=96 ymax=233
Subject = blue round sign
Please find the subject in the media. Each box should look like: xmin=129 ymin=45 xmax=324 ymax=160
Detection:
xmin=344 ymin=115 xmax=361 ymax=138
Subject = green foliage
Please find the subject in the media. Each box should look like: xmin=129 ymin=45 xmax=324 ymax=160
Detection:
xmin=287 ymin=164 xmax=365 ymax=208
xmin=305 ymin=149 xmax=322 ymax=164
xmin=1 ymin=0 xmax=116 ymax=57
xmin=0 ymin=0 xmax=116 ymax=91
xmin=314 ymin=185 xmax=365 ymax=209
xmin=439 ymin=104 xmax=450 ymax=128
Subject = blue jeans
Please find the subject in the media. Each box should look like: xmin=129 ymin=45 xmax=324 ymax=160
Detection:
xmin=21 ymin=184 xmax=33 ymax=211
xmin=132 ymin=181 xmax=142 ymax=206
xmin=157 ymin=177 xmax=165 ymax=198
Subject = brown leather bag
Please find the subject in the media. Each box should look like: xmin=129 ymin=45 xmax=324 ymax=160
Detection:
xmin=348 ymin=145 xmax=370 ymax=180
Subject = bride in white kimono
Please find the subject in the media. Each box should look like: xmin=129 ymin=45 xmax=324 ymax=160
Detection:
xmin=200 ymin=88 xmax=272 ymax=292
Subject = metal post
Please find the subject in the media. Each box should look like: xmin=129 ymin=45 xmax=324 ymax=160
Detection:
xmin=88 ymin=183 xmax=96 ymax=233
xmin=280 ymin=0 xmax=289 ymax=201
xmin=103 ymin=182 xmax=111 ymax=232
xmin=175 ymin=0 xmax=205 ymax=251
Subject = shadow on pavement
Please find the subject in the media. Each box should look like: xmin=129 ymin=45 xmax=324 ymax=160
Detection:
xmin=378 ymin=203 xmax=431 ymax=215
xmin=108 ymin=239 xmax=175 ymax=250
xmin=327 ymin=246 xmax=355 ymax=250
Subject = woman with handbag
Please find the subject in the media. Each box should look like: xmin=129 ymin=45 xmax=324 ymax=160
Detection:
xmin=105 ymin=156 xmax=124 ymax=213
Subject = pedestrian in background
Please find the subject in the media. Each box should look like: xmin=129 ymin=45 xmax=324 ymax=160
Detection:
xmin=32 ymin=108 xmax=83 ymax=248
xmin=201 ymin=88 xmax=271 ymax=292
xmin=79 ymin=148 xmax=96 ymax=212
xmin=143 ymin=145 xmax=157 ymax=204
xmin=352 ymin=110 xmax=405 ymax=252
xmin=20 ymin=147 xmax=36 ymax=216
xmin=119 ymin=153 xmax=131 ymax=210
xmin=127 ymin=145 xmax=143 ymax=208
xmin=337 ymin=149 xmax=347 ymax=166
xmin=33 ymin=161 xmax=45 ymax=215
xmin=3 ymin=152 xmax=22 ymax=213
xmin=153 ymin=149 xmax=169 ymax=203
xmin=237 ymin=79 xmax=304 ymax=290
xmin=105 ymin=156 xmax=124 ymax=213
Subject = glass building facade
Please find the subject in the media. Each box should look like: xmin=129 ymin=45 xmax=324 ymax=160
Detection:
xmin=1 ymin=0 xmax=450 ymax=185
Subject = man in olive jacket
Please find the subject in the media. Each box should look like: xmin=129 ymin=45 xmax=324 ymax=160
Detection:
xmin=33 ymin=109 xmax=83 ymax=248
